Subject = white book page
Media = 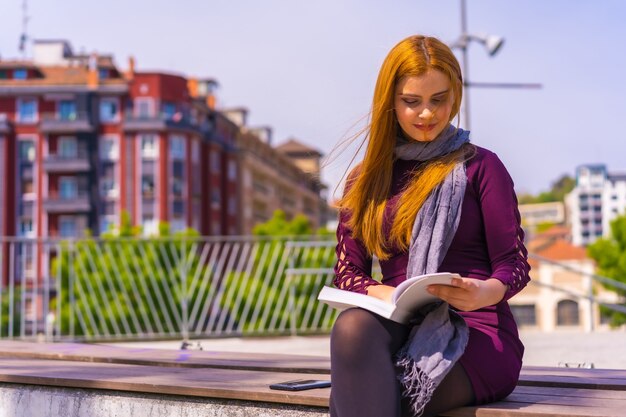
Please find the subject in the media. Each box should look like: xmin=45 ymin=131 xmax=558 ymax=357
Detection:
xmin=392 ymin=272 xmax=460 ymax=304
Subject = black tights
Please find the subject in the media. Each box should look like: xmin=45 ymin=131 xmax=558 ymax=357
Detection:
xmin=329 ymin=308 xmax=475 ymax=417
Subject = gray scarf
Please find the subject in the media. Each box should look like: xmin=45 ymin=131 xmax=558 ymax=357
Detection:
xmin=394 ymin=124 xmax=471 ymax=416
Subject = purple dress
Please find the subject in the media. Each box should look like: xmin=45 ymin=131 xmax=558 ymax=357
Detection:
xmin=333 ymin=146 xmax=530 ymax=404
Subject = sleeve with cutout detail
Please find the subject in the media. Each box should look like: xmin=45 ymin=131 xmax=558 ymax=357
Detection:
xmin=333 ymin=209 xmax=380 ymax=294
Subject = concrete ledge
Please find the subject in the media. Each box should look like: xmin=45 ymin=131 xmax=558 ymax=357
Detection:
xmin=0 ymin=383 xmax=328 ymax=417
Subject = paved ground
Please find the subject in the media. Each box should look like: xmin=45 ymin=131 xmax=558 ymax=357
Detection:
xmin=107 ymin=329 xmax=626 ymax=369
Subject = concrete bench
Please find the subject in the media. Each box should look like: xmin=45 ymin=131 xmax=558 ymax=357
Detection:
xmin=0 ymin=341 xmax=624 ymax=416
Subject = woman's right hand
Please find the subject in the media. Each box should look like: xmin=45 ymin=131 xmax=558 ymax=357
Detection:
xmin=366 ymin=284 xmax=396 ymax=303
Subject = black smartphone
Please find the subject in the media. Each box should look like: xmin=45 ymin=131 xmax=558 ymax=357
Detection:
xmin=269 ymin=379 xmax=331 ymax=391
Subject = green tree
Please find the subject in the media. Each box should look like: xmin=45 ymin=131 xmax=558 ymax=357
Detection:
xmin=51 ymin=211 xmax=205 ymax=338
xmin=218 ymin=210 xmax=337 ymax=333
xmin=252 ymin=210 xmax=313 ymax=236
xmin=518 ymin=174 xmax=575 ymax=204
xmin=587 ymin=214 xmax=626 ymax=327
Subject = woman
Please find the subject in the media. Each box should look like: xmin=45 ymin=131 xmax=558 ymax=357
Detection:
xmin=330 ymin=35 xmax=530 ymax=417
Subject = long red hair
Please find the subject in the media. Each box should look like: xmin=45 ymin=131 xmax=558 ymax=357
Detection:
xmin=338 ymin=35 xmax=470 ymax=260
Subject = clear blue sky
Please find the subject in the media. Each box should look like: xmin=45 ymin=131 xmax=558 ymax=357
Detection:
xmin=2 ymin=0 xmax=626 ymax=199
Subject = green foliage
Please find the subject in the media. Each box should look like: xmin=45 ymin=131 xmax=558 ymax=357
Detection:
xmin=253 ymin=210 xmax=313 ymax=236
xmin=219 ymin=238 xmax=337 ymax=333
xmin=535 ymin=222 xmax=557 ymax=233
xmin=50 ymin=209 xmax=338 ymax=339
xmin=0 ymin=290 xmax=21 ymax=337
xmin=518 ymin=174 xmax=575 ymax=204
xmin=51 ymin=211 xmax=203 ymax=338
xmin=587 ymin=215 xmax=626 ymax=327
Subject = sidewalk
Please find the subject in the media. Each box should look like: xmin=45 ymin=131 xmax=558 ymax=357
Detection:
xmin=107 ymin=329 xmax=626 ymax=369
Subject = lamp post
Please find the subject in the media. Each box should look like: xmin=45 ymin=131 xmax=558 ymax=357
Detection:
xmin=451 ymin=0 xmax=541 ymax=130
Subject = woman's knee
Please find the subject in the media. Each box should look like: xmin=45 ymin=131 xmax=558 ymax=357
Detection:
xmin=332 ymin=308 xmax=378 ymax=345
xmin=331 ymin=308 xmax=408 ymax=359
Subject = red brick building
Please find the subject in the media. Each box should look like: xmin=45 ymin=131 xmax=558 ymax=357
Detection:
xmin=0 ymin=39 xmax=239 ymax=243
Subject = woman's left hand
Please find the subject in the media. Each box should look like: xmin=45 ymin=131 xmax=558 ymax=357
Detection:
xmin=427 ymin=277 xmax=507 ymax=312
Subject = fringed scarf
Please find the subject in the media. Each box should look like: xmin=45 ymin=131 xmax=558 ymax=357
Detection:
xmin=393 ymin=124 xmax=471 ymax=416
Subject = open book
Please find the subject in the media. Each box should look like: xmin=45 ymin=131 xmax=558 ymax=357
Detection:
xmin=317 ymin=272 xmax=460 ymax=324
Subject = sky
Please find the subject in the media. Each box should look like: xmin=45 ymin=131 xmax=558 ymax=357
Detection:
xmin=2 ymin=0 xmax=626 ymax=200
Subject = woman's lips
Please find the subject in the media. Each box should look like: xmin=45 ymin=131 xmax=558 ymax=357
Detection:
xmin=414 ymin=123 xmax=437 ymax=132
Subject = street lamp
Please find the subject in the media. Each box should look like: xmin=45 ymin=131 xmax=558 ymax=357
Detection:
xmin=450 ymin=0 xmax=541 ymax=130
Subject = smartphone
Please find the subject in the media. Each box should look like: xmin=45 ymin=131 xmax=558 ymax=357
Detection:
xmin=269 ymin=379 xmax=331 ymax=391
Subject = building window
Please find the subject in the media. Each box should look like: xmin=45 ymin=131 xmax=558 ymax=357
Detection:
xmin=210 ymin=150 xmax=220 ymax=174
xmin=228 ymin=160 xmax=237 ymax=181
xmin=211 ymin=189 xmax=221 ymax=207
xmin=98 ymin=68 xmax=109 ymax=79
xmin=557 ymin=300 xmax=580 ymax=326
xmin=172 ymin=178 xmax=184 ymax=197
xmin=172 ymin=200 xmax=185 ymax=217
xmin=135 ymin=98 xmax=154 ymax=118
xmin=228 ymin=196 xmax=237 ymax=216
xmin=19 ymin=141 xmax=36 ymax=162
xmin=59 ymin=177 xmax=78 ymax=199
xmin=17 ymin=98 xmax=38 ymax=123
xmin=510 ymin=304 xmax=537 ymax=326
xmin=59 ymin=216 xmax=77 ymax=238
xmin=141 ymin=135 xmax=158 ymax=158
xmin=142 ymin=175 xmax=155 ymax=197
xmin=13 ymin=69 xmax=27 ymax=80
xmin=170 ymin=136 xmax=185 ymax=159
xmin=0 ymin=70 xmax=7 ymax=79
xmin=58 ymin=100 xmax=77 ymax=121
xmin=162 ymin=102 xmax=176 ymax=120
xmin=100 ymin=136 xmax=118 ymax=160
xmin=21 ymin=178 xmax=34 ymax=196
xmin=99 ymin=98 xmax=119 ymax=123
xmin=100 ymin=178 xmax=117 ymax=197
xmin=19 ymin=219 xmax=34 ymax=237
xmin=192 ymin=141 xmax=200 ymax=164
xmin=58 ymin=137 xmax=78 ymax=158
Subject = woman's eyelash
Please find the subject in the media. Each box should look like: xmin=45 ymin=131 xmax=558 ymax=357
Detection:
xmin=401 ymin=97 xmax=446 ymax=105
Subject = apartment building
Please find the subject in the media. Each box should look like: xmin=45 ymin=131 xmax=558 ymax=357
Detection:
xmin=565 ymin=164 xmax=626 ymax=246
xmin=234 ymin=124 xmax=326 ymax=234
xmin=0 ymin=40 xmax=239 ymax=243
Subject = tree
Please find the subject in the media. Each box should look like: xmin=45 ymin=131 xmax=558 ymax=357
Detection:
xmin=518 ymin=174 xmax=575 ymax=204
xmin=252 ymin=210 xmax=313 ymax=236
xmin=51 ymin=211 xmax=205 ymax=338
xmin=218 ymin=210 xmax=337 ymax=333
xmin=587 ymin=214 xmax=626 ymax=327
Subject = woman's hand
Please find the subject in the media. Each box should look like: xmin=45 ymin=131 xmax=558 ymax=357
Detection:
xmin=427 ymin=277 xmax=507 ymax=311
xmin=366 ymin=284 xmax=396 ymax=303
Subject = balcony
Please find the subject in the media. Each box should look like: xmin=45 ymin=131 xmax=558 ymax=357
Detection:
xmin=123 ymin=111 xmax=199 ymax=133
xmin=0 ymin=113 xmax=11 ymax=134
xmin=43 ymin=195 xmax=91 ymax=213
xmin=43 ymin=154 xmax=91 ymax=173
xmin=40 ymin=112 xmax=94 ymax=133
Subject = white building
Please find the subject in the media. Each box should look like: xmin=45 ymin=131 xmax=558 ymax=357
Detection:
xmin=565 ymin=164 xmax=626 ymax=246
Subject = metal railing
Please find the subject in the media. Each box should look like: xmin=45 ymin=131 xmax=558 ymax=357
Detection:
xmin=2 ymin=236 xmax=625 ymax=342
xmin=0 ymin=236 xmax=339 ymax=342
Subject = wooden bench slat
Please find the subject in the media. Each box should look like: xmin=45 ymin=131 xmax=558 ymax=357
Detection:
xmin=505 ymin=392 xmax=626 ymax=407
xmin=0 ymin=340 xmax=331 ymax=374
xmin=514 ymin=385 xmax=626 ymax=400
xmin=442 ymin=402 xmax=624 ymax=417
xmin=0 ymin=357 xmax=330 ymax=407
xmin=523 ymin=366 xmax=626 ymax=379
xmin=518 ymin=374 xmax=626 ymax=391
